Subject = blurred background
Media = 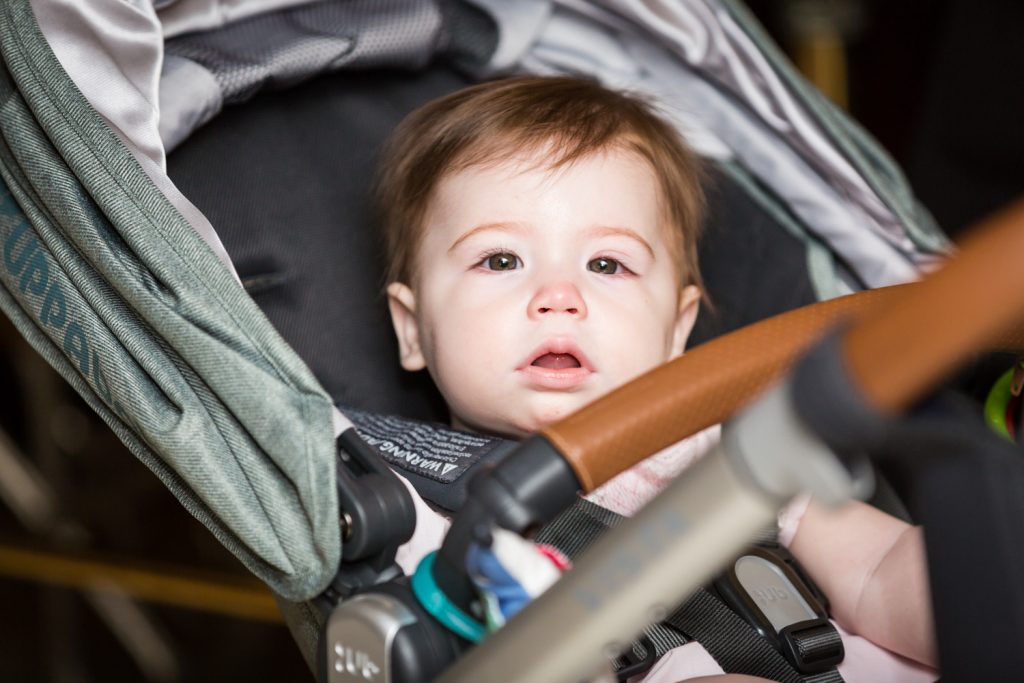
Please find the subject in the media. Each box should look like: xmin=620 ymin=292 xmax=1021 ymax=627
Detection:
xmin=0 ymin=0 xmax=1020 ymax=680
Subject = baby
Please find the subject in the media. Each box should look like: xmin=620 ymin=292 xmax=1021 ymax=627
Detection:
xmin=376 ymin=75 xmax=936 ymax=682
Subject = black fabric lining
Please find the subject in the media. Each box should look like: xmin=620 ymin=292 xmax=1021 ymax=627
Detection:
xmin=689 ymin=164 xmax=817 ymax=347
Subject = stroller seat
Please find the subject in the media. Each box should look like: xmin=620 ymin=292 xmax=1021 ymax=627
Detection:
xmin=166 ymin=59 xmax=913 ymax=678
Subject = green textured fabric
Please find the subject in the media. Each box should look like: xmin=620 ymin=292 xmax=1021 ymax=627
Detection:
xmin=0 ymin=0 xmax=339 ymax=601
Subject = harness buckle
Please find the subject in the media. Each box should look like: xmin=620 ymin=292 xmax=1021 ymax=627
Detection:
xmin=713 ymin=543 xmax=844 ymax=674
xmin=614 ymin=634 xmax=658 ymax=682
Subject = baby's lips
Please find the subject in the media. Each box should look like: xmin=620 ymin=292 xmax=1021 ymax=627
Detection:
xmin=519 ymin=338 xmax=596 ymax=372
xmin=517 ymin=363 xmax=592 ymax=390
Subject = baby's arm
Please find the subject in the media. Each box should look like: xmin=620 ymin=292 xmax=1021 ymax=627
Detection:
xmin=788 ymin=499 xmax=937 ymax=668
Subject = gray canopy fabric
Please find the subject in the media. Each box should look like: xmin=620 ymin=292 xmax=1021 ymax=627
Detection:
xmin=0 ymin=0 xmax=339 ymax=601
xmin=0 ymin=0 xmax=950 ymax=605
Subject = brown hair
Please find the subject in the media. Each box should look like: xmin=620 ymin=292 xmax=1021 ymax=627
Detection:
xmin=375 ymin=76 xmax=705 ymax=292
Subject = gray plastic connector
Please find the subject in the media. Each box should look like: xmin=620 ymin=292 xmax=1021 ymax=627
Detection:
xmin=723 ymin=379 xmax=875 ymax=508
xmin=325 ymin=594 xmax=415 ymax=683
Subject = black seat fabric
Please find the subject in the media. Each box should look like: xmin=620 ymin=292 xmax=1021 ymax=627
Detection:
xmin=168 ymin=66 xmax=472 ymax=422
xmin=689 ymin=166 xmax=816 ymax=347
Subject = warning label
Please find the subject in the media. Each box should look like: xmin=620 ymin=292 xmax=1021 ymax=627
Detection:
xmin=345 ymin=410 xmax=500 ymax=484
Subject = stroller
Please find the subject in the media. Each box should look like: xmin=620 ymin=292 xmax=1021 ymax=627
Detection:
xmin=3 ymin=0 xmax=1023 ymax=680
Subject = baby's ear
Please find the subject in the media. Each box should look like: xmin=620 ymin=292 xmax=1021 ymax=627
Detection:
xmin=386 ymin=282 xmax=426 ymax=371
xmin=670 ymin=285 xmax=701 ymax=358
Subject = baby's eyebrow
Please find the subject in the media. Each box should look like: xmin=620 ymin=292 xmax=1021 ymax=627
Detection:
xmin=448 ymin=221 xmax=528 ymax=253
xmin=587 ymin=225 xmax=656 ymax=259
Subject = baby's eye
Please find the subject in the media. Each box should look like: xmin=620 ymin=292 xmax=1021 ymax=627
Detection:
xmin=587 ymin=257 xmax=624 ymax=275
xmin=482 ymin=252 xmax=521 ymax=271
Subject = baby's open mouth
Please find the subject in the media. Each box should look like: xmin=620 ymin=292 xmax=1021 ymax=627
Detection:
xmin=519 ymin=343 xmax=592 ymax=389
xmin=531 ymin=352 xmax=582 ymax=370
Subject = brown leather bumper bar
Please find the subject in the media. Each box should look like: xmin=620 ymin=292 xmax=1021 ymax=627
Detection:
xmin=542 ymin=201 xmax=1024 ymax=493
xmin=845 ymin=200 xmax=1024 ymax=413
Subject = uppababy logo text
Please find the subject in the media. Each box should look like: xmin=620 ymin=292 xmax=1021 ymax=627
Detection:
xmin=332 ymin=642 xmax=380 ymax=680
xmin=0 ymin=185 xmax=128 ymax=423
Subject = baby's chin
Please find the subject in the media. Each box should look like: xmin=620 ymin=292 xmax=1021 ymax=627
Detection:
xmin=454 ymin=401 xmax=584 ymax=441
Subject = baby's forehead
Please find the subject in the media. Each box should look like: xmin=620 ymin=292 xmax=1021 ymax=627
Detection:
xmin=436 ymin=144 xmax=658 ymax=200
xmin=447 ymin=139 xmax=650 ymax=182
xmin=430 ymin=147 xmax=678 ymax=230
xmin=426 ymin=149 xmax=655 ymax=224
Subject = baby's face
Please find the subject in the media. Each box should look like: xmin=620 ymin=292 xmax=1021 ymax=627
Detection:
xmin=387 ymin=148 xmax=699 ymax=439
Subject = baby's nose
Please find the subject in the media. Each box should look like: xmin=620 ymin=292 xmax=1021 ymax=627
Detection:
xmin=529 ymin=281 xmax=588 ymax=319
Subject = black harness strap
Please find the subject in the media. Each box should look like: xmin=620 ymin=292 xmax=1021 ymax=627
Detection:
xmin=536 ymin=497 xmax=844 ymax=682
xmin=786 ymin=623 xmax=844 ymax=676
xmin=664 ymin=589 xmax=842 ymax=683
xmin=534 ymin=498 xmax=692 ymax=664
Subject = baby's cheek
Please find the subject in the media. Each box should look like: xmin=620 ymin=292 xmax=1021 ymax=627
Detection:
xmin=450 ymin=364 xmax=508 ymax=419
xmin=621 ymin=346 xmax=662 ymax=379
xmin=440 ymin=362 xmax=480 ymax=407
